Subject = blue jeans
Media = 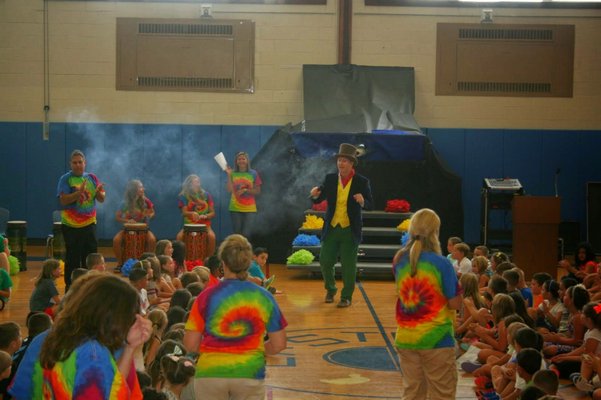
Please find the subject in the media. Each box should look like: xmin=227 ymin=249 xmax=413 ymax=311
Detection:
xmin=230 ymin=212 xmax=256 ymax=240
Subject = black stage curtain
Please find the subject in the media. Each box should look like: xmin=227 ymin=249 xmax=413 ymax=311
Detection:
xmin=250 ymin=127 xmax=463 ymax=264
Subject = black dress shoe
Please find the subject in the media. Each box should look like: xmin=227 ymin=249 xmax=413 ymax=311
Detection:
xmin=336 ymin=299 xmax=351 ymax=308
xmin=325 ymin=292 xmax=336 ymax=303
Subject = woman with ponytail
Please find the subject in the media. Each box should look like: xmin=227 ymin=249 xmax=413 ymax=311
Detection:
xmin=392 ymin=208 xmax=462 ymax=400
xmin=183 ymin=234 xmax=287 ymax=400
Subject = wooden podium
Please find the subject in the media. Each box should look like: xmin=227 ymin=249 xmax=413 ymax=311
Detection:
xmin=512 ymin=196 xmax=561 ymax=280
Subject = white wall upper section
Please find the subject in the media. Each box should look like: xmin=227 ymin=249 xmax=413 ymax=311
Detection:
xmin=0 ymin=0 xmax=599 ymax=129
xmin=0 ymin=0 xmax=337 ymax=125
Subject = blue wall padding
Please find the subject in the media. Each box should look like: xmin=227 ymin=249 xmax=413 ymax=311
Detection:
xmin=0 ymin=122 xmax=278 ymax=240
xmin=1 ymin=122 xmax=600 ymax=248
xmin=426 ymin=128 xmax=601 ymax=244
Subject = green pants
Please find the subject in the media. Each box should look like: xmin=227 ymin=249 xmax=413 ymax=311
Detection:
xmin=319 ymin=226 xmax=358 ymax=301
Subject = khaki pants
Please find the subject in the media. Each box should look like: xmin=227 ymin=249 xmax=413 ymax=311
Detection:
xmin=397 ymin=347 xmax=457 ymax=400
xmin=194 ymin=377 xmax=265 ymax=400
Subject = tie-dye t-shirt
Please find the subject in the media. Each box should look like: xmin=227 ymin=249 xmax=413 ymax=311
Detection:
xmin=177 ymin=192 xmax=214 ymax=226
xmin=185 ymin=279 xmax=287 ymax=379
xmin=9 ymin=331 xmax=142 ymax=400
xmin=120 ymin=198 xmax=154 ymax=223
xmin=393 ymin=251 xmax=458 ymax=350
xmin=57 ymin=171 xmax=101 ymax=228
xmin=228 ymin=170 xmax=262 ymax=213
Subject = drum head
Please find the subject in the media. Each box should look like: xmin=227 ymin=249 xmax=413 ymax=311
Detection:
xmin=184 ymin=224 xmax=207 ymax=231
xmin=124 ymin=223 xmax=147 ymax=230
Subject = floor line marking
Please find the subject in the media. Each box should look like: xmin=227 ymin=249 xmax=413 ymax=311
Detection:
xmin=357 ymin=281 xmax=401 ymax=371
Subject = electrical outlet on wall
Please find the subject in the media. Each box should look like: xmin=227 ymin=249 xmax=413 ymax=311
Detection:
xmin=201 ymin=4 xmax=212 ymax=18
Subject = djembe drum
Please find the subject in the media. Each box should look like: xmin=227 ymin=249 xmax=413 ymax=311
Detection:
xmin=122 ymin=223 xmax=148 ymax=264
xmin=6 ymin=220 xmax=27 ymax=271
xmin=184 ymin=224 xmax=208 ymax=261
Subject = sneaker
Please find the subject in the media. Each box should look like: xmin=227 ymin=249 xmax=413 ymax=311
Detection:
xmin=574 ymin=376 xmax=594 ymax=392
xmin=461 ymin=361 xmax=482 ymax=373
xmin=325 ymin=292 xmax=336 ymax=303
xmin=263 ymin=275 xmax=275 ymax=289
xmin=336 ymin=299 xmax=351 ymax=308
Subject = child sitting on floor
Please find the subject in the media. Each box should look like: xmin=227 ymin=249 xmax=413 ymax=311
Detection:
xmin=472 ymin=256 xmax=490 ymax=290
xmin=504 ymin=348 xmax=543 ymax=400
xmin=29 ymin=259 xmax=61 ymax=318
xmin=491 ymin=326 xmax=543 ymax=398
xmin=452 ymin=242 xmax=472 ymax=278
xmin=248 ymin=247 xmax=278 ymax=294
xmin=532 ymin=369 xmax=559 ymax=397
xmin=550 ymin=302 xmax=601 ymax=380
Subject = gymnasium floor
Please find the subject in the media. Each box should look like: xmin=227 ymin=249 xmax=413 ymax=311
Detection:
xmin=0 ymin=247 xmax=588 ymax=399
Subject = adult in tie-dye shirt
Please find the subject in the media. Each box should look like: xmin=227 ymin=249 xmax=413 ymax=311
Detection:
xmin=57 ymin=150 xmax=105 ymax=290
xmin=225 ymin=152 xmax=262 ymax=240
xmin=9 ymin=275 xmax=151 ymax=400
xmin=184 ymin=234 xmax=287 ymax=400
xmin=112 ymin=179 xmax=157 ymax=266
xmin=392 ymin=209 xmax=462 ymax=400
xmin=176 ymin=175 xmax=217 ymax=257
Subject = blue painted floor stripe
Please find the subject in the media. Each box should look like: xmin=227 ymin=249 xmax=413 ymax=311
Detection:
xmin=357 ymin=281 xmax=401 ymax=372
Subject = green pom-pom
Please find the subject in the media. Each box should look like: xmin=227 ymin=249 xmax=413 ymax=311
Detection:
xmin=286 ymin=249 xmax=315 ymax=265
xmin=8 ymin=255 xmax=20 ymax=276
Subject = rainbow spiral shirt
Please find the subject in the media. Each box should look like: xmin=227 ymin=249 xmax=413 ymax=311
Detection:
xmin=57 ymin=172 xmax=101 ymax=228
xmin=393 ymin=251 xmax=458 ymax=350
xmin=9 ymin=331 xmax=142 ymax=399
xmin=228 ymin=170 xmax=261 ymax=213
xmin=178 ymin=192 xmax=214 ymax=225
xmin=119 ymin=197 xmax=154 ymax=223
xmin=185 ymin=279 xmax=287 ymax=379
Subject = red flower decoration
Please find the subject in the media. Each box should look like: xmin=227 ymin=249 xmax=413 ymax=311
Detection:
xmin=385 ymin=199 xmax=411 ymax=213
xmin=312 ymin=200 xmax=327 ymax=212
xmin=594 ymin=303 xmax=601 ymax=314
xmin=185 ymin=259 xmax=204 ymax=271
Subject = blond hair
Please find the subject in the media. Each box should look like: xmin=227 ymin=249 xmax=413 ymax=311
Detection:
xmin=191 ymin=266 xmax=211 ymax=284
xmin=460 ymin=273 xmax=485 ymax=309
xmin=472 ymin=256 xmax=489 ymax=274
xmin=393 ymin=209 xmax=442 ymax=277
xmin=218 ymin=234 xmax=252 ymax=280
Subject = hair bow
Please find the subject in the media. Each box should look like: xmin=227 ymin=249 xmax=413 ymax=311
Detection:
xmin=594 ymin=304 xmax=601 ymax=314
xmin=169 ymin=345 xmax=183 ymax=356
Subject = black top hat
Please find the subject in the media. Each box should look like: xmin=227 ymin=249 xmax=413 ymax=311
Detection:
xmin=335 ymin=143 xmax=359 ymax=165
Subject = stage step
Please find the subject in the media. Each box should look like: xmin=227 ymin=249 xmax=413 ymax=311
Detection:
xmin=292 ymin=243 xmax=400 ymax=259
xmin=299 ymin=226 xmax=402 ymax=237
xmin=287 ymin=261 xmax=393 ymax=274
xmin=304 ymin=209 xmax=412 ymax=221
xmin=290 ymin=209 xmax=409 ymax=276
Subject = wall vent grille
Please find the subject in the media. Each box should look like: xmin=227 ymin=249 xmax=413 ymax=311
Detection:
xmin=457 ymin=81 xmax=551 ymax=93
xmin=459 ymin=28 xmax=553 ymax=41
xmin=436 ymin=23 xmax=574 ymax=97
xmin=138 ymin=23 xmax=233 ymax=36
xmin=117 ymin=18 xmax=254 ymax=93
xmin=138 ymin=76 xmax=234 ymax=89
